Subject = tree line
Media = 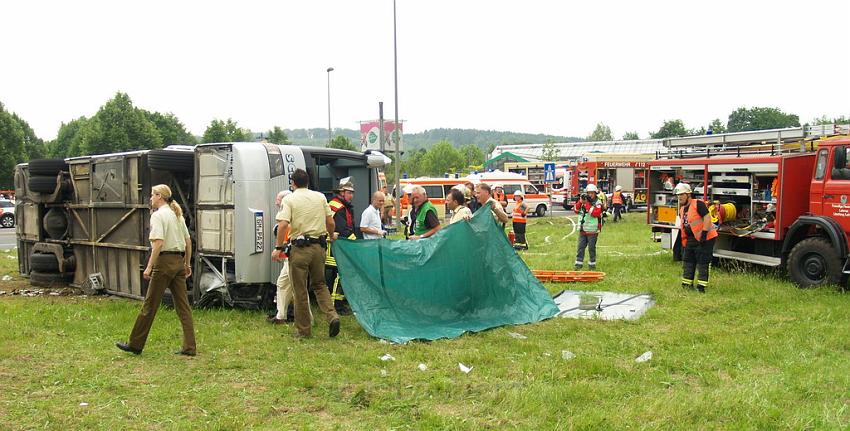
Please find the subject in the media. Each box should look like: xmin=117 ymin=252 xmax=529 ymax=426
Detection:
xmin=0 ymin=92 xmax=846 ymax=189
xmin=587 ymin=107 xmax=848 ymax=142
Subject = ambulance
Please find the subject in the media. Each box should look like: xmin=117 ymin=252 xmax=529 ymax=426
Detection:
xmin=398 ymin=171 xmax=550 ymax=219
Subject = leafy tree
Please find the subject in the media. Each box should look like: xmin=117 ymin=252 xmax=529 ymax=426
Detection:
xmin=707 ymin=118 xmax=726 ymax=134
xmin=459 ymin=144 xmax=485 ymax=167
xmin=328 ymin=135 xmax=359 ymax=152
xmin=811 ymin=115 xmax=850 ymax=125
xmin=78 ymin=92 xmax=162 ymax=155
xmin=49 ymin=117 xmax=88 ymax=158
xmin=401 ymin=148 xmax=427 ymax=178
xmin=203 ymin=118 xmax=248 ymax=143
xmin=650 ymin=119 xmax=689 ymax=139
xmin=588 ymin=123 xmax=613 ymax=141
xmin=727 ymin=107 xmax=800 ymax=132
xmin=540 ymin=140 xmax=561 ymax=161
xmin=8 ymin=112 xmax=46 ymax=160
xmin=266 ymin=126 xmax=291 ymax=145
xmin=422 ymin=140 xmax=464 ymax=176
xmin=144 ymin=111 xmax=196 ymax=146
xmin=0 ymin=102 xmax=27 ymax=188
xmin=622 ymin=131 xmax=640 ymax=140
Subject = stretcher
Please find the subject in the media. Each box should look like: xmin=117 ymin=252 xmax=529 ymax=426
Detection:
xmin=532 ymin=270 xmax=605 ymax=283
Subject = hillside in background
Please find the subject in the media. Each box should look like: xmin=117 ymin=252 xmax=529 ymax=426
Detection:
xmin=283 ymin=127 xmax=582 ymax=152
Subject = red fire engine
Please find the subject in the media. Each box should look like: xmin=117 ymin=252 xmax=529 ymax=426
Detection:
xmin=554 ymin=154 xmax=651 ymax=209
xmin=647 ymin=125 xmax=850 ymax=287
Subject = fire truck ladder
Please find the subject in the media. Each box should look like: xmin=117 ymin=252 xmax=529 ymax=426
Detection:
xmin=656 ymin=124 xmax=849 ymax=160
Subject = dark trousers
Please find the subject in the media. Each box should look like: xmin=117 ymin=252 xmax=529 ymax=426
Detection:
xmin=129 ymin=254 xmax=196 ymax=353
xmin=575 ymin=233 xmax=598 ymax=267
xmin=612 ymin=204 xmax=623 ymax=222
xmin=325 ymin=264 xmax=349 ymax=311
xmin=290 ymin=243 xmax=339 ymax=336
xmin=513 ymin=221 xmax=527 ymax=248
xmin=682 ymin=237 xmax=716 ymax=289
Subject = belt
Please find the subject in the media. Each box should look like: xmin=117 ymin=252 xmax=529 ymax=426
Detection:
xmin=160 ymin=251 xmax=184 ymax=256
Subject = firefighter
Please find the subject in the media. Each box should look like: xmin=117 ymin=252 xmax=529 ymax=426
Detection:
xmin=574 ymin=184 xmax=603 ymax=270
xmin=512 ymin=190 xmax=528 ymax=250
xmin=493 ymin=184 xmax=509 ymax=230
xmin=675 ymin=182 xmax=718 ymax=293
xmin=493 ymin=184 xmax=509 ymax=211
xmin=611 ymin=185 xmax=625 ymax=222
xmin=326 ymin=177 xmax=356 ymax=315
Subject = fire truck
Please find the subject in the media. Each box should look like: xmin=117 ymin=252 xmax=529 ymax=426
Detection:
xmin=647 ymin=124 xmax=850 ymax=287
xmin=553 ymin=154 xmax=652 ymax=209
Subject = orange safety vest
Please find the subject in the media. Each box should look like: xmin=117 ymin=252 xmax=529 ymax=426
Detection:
xmin=612 ymin=191 xmax=623 ymax=205
xmin=512 ymin=202 xmax=527 ymax=223
xmin=494 ymin=190 xmax=507 ymax=208
xmin=679 ymin=199 xmax=718 ymax=247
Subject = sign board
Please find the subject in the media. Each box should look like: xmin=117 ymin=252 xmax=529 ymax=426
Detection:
xmin=360 ymin=120 xmax=404 ymax=152
xmin=544 ymin=163 xmax=556 ymax=182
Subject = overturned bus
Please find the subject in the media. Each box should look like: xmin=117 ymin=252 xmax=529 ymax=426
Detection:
xmin=14 ymin=143 xmax=389 ymax=309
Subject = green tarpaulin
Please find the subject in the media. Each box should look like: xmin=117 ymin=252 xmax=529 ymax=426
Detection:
xmin=333 ymin=208 xmax=559 ymax=343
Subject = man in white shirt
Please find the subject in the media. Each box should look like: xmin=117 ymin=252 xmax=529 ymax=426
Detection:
xmin=360 ymin=191 xmax=386 ymax=240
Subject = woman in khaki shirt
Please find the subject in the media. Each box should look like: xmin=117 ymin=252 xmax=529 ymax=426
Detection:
xmin=116 ymin=184 xmax=196 ymax=356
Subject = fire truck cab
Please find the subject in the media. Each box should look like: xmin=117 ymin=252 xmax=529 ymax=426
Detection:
xmin=648 ymin=125 xmax=850 ymax=288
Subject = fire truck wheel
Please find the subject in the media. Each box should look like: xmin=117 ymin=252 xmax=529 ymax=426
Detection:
xmin=787 ymin=237 xmax=843 ymax=288
xmin=28 ymin=159 xmax=68 ymax=176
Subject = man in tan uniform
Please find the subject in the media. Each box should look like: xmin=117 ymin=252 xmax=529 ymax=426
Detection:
xmin=272 ymin=169 xmax=341 ymax=338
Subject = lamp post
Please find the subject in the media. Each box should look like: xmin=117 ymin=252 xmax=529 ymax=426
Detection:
xmin=392 ymin=0 xmax=401 ymax=230
xmin=326 ymin=66 xmax=334 ymax=146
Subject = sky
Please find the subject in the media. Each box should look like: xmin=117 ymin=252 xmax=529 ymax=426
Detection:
xmin=2 ymin=0 xmax=848 ymax=141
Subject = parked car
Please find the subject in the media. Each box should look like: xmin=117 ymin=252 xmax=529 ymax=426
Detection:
xmin=0 ymin=200 xmax=14 ymax=228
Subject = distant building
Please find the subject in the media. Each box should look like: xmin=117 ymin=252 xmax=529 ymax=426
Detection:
xmin=487 ymin=139 xmax=665 ymax=163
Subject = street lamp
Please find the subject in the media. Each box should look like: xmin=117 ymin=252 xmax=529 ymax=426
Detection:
xmin=392 ymin=0 xmax=401 ymax=230
xmin=327 ymin=66 xmax=334 ymax=146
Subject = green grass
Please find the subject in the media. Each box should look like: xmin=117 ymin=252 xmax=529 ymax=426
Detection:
xmin=2 ymin=214 xmax=850 ymax=430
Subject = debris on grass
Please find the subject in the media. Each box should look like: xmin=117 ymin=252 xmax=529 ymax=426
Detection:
xmin=380 ymin=353 xmax=395 ymax=361
xmin=561 ymin=350 xmax=576 ymax=360
xmin=1 ymin=275 xmax=12 ymax=281
xmin=506 ymin=332 xmax=527 ymax=339
xmin=418 ymin=363 xmax=427 ymax=371
xmin=635 ymin=351 xmax=653 ymax=363
xmin=79 ymin=402 xmax=89 ymax=407
xmin=458 ymin=363 xmax=473 ymax=374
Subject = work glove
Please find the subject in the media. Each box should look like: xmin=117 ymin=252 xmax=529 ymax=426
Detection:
xmin=699 ymin=231 xmax=707 ymax=243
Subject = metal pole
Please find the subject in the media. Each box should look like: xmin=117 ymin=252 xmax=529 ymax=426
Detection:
xmin=378 ymin=102 xmax=380 ymax=154
xmin=327 ymin=66 xmax=334 ymax=146
xmin=392 ymin=0 xmax=401 ymax=230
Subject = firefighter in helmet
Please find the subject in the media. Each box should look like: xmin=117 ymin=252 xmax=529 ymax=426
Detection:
xmin=675 ymin=182 xmax=717 ymax=293
xmin=326 ymin=177 xmax=356 ymax=314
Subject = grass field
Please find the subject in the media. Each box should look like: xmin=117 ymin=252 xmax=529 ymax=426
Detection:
xmin=2 ymin=212 xmax=850 ymax=430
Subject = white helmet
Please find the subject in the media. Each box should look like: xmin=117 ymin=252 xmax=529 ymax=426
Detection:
xmin=673 ymin=182 xmax=692 ymax=194
xmin=513 ymin=190 xmax=524 ymax=197
xmin=615 ymin=185 xmax=622 ymax=191
xmin=585 ymin=184 xmax=598 ymax=193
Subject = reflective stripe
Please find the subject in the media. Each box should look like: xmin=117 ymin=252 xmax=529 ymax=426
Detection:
xmin=612 ymin=191 xmax=623 ymax=205
xmin=512 ymin=203 xmax=527 ymax=223
xmin=679 ymin=199 xmax=718 ymax=247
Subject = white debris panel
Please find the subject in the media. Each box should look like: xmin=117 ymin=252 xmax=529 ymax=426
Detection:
xmin=553 ymin=290 xmax=654 ymax=321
